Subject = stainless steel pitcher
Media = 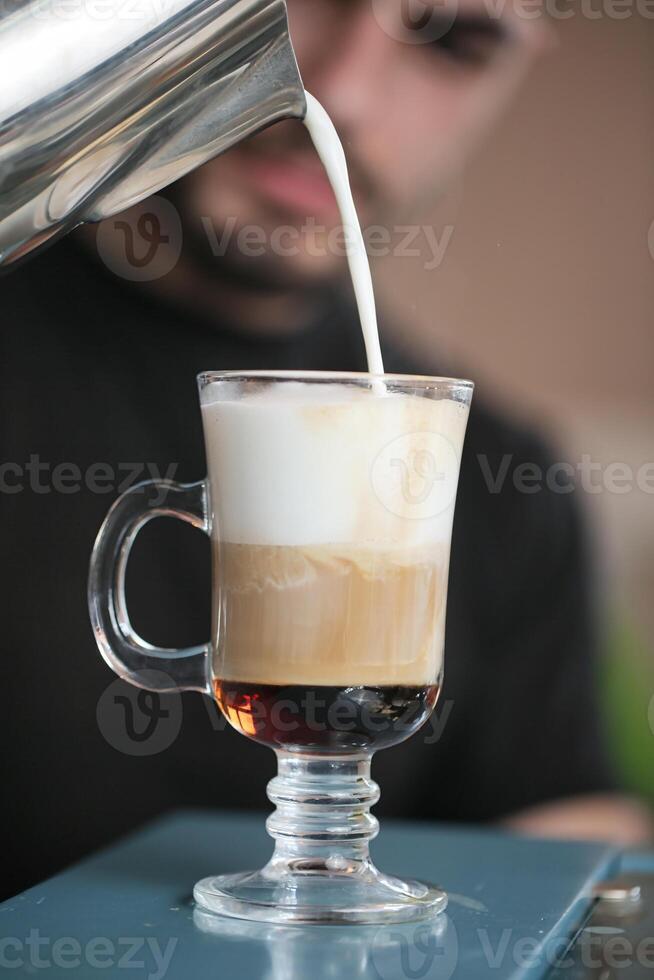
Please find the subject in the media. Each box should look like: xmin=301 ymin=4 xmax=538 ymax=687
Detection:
xmin=0 ymin=0 xmax=306 ymax=267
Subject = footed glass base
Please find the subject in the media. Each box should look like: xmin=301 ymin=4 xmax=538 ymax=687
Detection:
xmin=193 ymin=752 xmax=447 ymax=925
xmin=194 ymin=864 xmax=446 ymax=925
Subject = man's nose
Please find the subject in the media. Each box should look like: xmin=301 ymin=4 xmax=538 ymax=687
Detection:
xmin=304 ymin=6 xmax=395 ymax=133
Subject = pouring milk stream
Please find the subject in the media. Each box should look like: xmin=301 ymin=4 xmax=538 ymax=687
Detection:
xmin=302 ymin=93 xmax=385 ymax=377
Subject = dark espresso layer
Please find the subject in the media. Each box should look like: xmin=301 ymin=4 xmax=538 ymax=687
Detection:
xmin=214 ymin=680 xmax=440 ymax=752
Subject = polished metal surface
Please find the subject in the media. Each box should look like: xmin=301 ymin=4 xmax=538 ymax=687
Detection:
xmin=593 ymin=877 xmax=643 ymax=909
xmin=0 ymin=0 xmax=306 ymax=267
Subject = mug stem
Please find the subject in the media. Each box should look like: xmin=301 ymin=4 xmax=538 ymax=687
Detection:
xmin=193 ymin=749 xmax=447 ymax=923
xmin=264 ymin=751 xmax=380 ymax=876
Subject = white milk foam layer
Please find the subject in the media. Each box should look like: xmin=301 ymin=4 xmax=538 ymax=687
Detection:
xmin=202 ymin=382 xmax=469 ymax=548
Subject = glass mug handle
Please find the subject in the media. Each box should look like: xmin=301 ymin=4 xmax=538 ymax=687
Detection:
xmin=88 ymin=479 xmax=212 ymax=695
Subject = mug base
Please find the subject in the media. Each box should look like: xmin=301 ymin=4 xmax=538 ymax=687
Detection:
xmin=193 ymin=864 xmax=447 ymax=925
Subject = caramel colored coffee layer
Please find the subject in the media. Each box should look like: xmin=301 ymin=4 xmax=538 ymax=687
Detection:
xmin=212 ymin=541 xmax=448 ymax=687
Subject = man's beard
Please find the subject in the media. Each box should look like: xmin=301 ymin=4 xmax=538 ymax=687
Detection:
xmin=181 ymin=216 xmax=318 ymax=294
xmin=162 ymin=177 xmax=342 ymax=297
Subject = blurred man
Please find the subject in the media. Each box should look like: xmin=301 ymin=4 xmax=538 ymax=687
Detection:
xmin=0 ymin=0 xmax=650 ymax=900
xmin=100 ymin=0 xmax=552 ymax=333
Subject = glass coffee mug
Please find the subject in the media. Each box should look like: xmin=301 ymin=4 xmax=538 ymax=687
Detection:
xmin=89 ymin=370 xmax=473 ymax=924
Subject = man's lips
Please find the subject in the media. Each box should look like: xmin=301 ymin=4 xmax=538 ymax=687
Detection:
xmin=239 ymin=153 xmax=344 ymax=221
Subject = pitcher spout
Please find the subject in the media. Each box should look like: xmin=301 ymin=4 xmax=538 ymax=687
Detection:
xmin=0 ymin=0 xmax=306 ymax=267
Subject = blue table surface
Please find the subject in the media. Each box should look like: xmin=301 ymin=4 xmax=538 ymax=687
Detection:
xmin=0 ymin=809 xmax=622 ymax=979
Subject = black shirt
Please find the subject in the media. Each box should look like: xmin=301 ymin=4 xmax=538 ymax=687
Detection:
xmin=0 ymin=237 xmax=614 ymax=900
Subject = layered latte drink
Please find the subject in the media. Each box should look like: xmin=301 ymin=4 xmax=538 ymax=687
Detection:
xmin=201 ymin=377 xmax=469 ymax=752
xmin=89 ymin=80 xmax=474 ymax=921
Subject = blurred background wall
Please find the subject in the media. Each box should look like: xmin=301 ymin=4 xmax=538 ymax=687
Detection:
xmin=380 ymin=10 xmax=654 ymax=796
